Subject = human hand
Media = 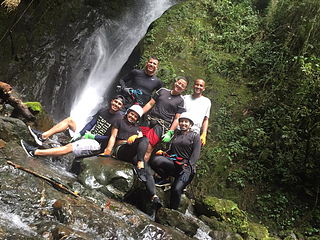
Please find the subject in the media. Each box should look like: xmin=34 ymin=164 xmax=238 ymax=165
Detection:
xmin=200 ymin=132 xmax=207 ymax=147
xmin=156 ymin=150 xmax=164 ymax=155
xmin=99 ymin=149 xmax=111 ymax=157
xmin=180 ymin=165 xmax=192 ymax=182
xmin=85 ymin=131 xmax=96 ymax=139
xmin=127 ymin=135 xmax=138 ymax=144
xmin=161 ymin=130 xmax=174 ymax=143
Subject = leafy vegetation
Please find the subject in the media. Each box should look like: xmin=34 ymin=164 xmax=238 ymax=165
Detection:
xmin=139 ymin=0 xmax=320 ymax=235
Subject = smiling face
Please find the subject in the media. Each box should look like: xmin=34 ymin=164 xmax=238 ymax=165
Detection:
xmin=126 ymin=110 xmax=140 ymax=124
xmin=110 ymin=98 xmax=124 ymax=113
xmin=179 ymin=118 xmax=192 ymax=131
xmin=193 ymin=79 xmax=205 ymax=97
xmin=172 ymin=78 xmax=188 ymax=95
xmin=144 ymin=58 xmax=158 ymax=76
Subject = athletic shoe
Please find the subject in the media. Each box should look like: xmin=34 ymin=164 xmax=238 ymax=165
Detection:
xmin=21 ymin=140 xmax=37 ymax=157
xmin=152 ymin=196 xmax=163 ymax=210
xmin=133 ymin=166 xmax=147 ymax=182
xmin=155 ymin=178 xmax=171 ymax=187
xmin=28 ymin=126 xmax=44 ymax=146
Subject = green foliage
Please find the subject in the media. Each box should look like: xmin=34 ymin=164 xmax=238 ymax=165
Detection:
xmin=139 ymin=0 xmax=320 ymax=235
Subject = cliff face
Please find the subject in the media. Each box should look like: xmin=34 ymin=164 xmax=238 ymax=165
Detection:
xmin=0 ymin=0 xmax=131 ymax=120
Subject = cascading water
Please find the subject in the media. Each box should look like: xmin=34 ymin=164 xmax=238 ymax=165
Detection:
xmin=70 ymin=0 xmax=177 ymax=131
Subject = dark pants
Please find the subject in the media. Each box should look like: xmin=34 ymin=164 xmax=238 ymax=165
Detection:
xmin=116 ymin=137 xmax=156 ymax=197
xmin=149 ymin=155 xmax=194 ymax=209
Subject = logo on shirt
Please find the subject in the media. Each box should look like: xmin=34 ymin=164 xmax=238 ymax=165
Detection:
xmin=151 ymin=78 xmax=155 ymax=81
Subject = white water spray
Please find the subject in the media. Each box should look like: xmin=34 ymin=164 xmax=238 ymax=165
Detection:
xmin=70 ymin=0 xmax=176 ymax=131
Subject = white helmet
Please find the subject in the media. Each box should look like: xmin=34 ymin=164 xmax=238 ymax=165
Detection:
xmin=179 ymin=112 xmax=194 ymax=126
xmin=128 ymin=104 xmax=143 ymax=118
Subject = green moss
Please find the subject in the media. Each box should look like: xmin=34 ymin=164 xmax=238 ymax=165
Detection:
xmin=247 ymin=222 xmax=270 ymax=239
xmin=24 ymin=102 xmax=43 ymax=113
xmin=202 ymin=196 xmax=249 ymax=234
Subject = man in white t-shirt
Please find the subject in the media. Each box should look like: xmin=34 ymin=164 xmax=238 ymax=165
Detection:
xmin=183 ymin=79 xmax=211 ymax=146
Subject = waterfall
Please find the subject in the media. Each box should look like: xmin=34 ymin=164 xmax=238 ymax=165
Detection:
xmin=70 ymin=0 xmax=177 ymax=132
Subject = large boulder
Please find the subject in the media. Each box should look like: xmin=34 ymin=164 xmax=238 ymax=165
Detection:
xmin=77 ymin=156 xmax=136 ymax=201
xmin=155 ymin=207 xmax=200 ymax=236
xmin=0 ymin=116 xmax=33 ymax=159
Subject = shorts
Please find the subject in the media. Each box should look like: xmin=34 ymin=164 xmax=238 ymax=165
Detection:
xmin=145 ymin=124 xmax=163 ymax=147
xmin=72 ymin=139 xmax=101 ymax=157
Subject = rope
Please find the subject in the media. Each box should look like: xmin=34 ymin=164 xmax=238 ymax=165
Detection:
xmin=146 ymin=114 xmax=171 ymax=136
xmin=129 ymin=89 xmax=143 ymax=106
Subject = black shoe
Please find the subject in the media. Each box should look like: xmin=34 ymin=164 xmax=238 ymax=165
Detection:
xmin=155 ymin=178 xmax=171 ymax=187
xmin=133 ymin=166 xmax=147 ymax=182
xmin=21 ymin=140 xmax=37 ymax=157
xmin=152 ymin=196 xmax=163 ymax=210
xmin=28 ymin=126 xmax=44 ymax=146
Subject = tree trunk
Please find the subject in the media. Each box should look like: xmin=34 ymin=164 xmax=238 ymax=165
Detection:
xmin=0 ymin=81 xmax=35 ymax=121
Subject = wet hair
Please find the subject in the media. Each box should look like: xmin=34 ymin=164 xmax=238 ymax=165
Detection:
xmin=177 ymin=76 xmax=189 ymax=87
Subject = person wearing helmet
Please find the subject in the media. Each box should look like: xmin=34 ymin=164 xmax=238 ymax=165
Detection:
xmin=149 ymin=112 xmax=201 ymax=210
xmin=99 ymin=104 xmax=162 ymax=209
xmin=21 ymin=96 xmax=125 ymax=158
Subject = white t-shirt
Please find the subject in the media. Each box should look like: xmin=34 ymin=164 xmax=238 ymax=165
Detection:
xmin=183 ymin=95 xmax=211 ymax=133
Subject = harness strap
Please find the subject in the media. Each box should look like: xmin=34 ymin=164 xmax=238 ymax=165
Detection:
xmin=167 ymin=154 xmax=189 ymax=167
xmin=147 ymin=115 xmax=171 ymax=136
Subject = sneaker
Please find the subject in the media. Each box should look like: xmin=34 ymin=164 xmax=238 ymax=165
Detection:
xmin=28 ymin=126 xmax=45 ymax=146
xmin=152 ymin=196 xmax=163 ymax=210
xmin=21 ymin=140 xmax=37 ymax=157
xmin=155 ymin=178 xmax=171 ymax=187
xmin=133 ymin=166 xmax=147 ymax=182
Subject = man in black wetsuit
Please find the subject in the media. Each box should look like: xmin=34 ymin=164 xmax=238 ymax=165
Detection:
xmin=119 ymin=57 xmax=163 ymax=107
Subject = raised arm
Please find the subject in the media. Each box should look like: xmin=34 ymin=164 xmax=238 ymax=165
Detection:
xmin=143 ymin=98 xmax=156 ymax=114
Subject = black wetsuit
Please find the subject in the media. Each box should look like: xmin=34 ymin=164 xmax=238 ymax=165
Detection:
xmin=149 ymin=88 xmax=185 ymax=123
xmin=112 ymin=118 xmax=156 ymax=197
xmin=119 ymin=69 xmax=163 ymax=107
xmin=143 ymin=88 xmax=185 ymax=146
xmin=150 ymin=130 xmax=201 ymax=209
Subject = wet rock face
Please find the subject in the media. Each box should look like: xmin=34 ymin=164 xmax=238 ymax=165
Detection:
xmin=156 ymin=207 xmax=200 ymax=236
xmin=0 ymin=154 xmax=190 ymax=239
xmin=0 ymin=116 xmax=33 ymax=158
xmin=77 ymin=156 xmax=136 ymax=200
xmin=0 ymin=0 xmax=131 ymax=121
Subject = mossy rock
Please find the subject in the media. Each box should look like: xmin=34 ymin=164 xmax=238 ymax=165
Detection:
xmin=24 ymin=102 xmax=54 ymax=131
xmin=247 ymin=222 xmax=270 ymax=240
xmin=306 ymin=236 xmax=320 ymax=240
xmin=24 ymin=102 xmax=43 ymax=113
xmin=195 ymin=196 xmax=249 ymax=234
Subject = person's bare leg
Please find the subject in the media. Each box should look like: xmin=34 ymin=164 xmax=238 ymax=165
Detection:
xmin=42 ymin=117 xmax=77 ymax=140
xmin=144 ymin=143 xmax=154 ymax=162
xmin=35 ymin=143 xmax=73 ymax=156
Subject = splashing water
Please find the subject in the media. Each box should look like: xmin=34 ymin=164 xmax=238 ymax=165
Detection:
xmin=70 ymin=0 xmax=177 ymax=132
xmin=0 ymin=210 xmax=36 ymax=236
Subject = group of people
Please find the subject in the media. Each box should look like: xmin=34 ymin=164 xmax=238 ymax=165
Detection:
xmin=21 ymin=57 xmax=211 ymax=210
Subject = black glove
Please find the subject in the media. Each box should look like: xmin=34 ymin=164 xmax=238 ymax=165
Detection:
xmin=180 ymin=165 xmax=192 ymax=183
